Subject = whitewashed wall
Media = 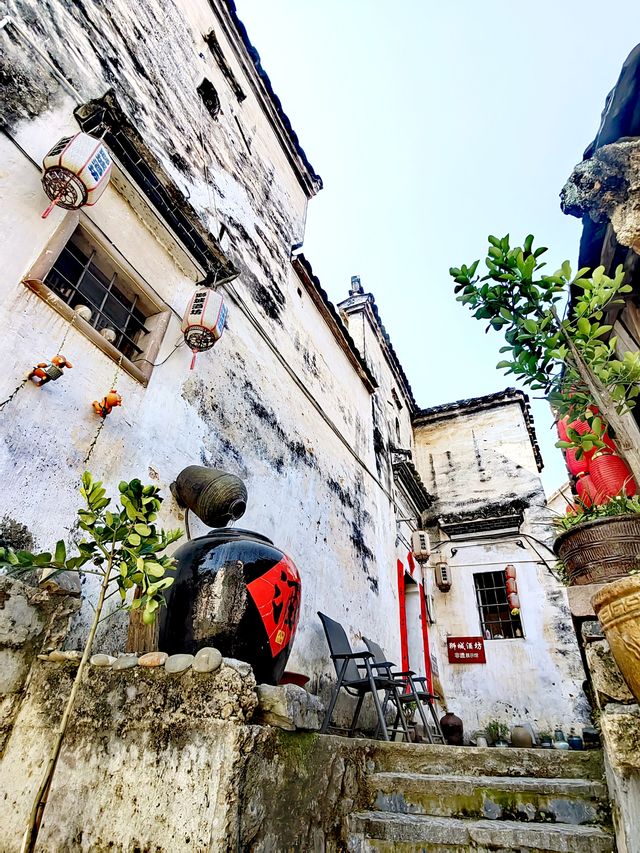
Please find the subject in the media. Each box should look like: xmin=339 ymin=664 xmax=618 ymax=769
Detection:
xmin=0 ymin=0 xmax=409 ymax=689
xmin=413 ymin=398 xmax=591 ymax=734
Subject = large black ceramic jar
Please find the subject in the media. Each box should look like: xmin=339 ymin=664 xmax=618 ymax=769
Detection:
xmin=158 ymin=528 xmax=301 ymax=685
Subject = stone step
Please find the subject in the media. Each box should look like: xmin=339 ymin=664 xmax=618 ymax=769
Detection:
xmin=348 ymin=811 xmax=615 ymax=853
xmin=369 ymin=741 xmax=605 ymax=780
xmin=370 ymin=772 xmax=609 ymax=825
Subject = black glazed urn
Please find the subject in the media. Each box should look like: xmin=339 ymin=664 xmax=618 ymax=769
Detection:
xmin=158 ymin=528 xmax=301 ymax=685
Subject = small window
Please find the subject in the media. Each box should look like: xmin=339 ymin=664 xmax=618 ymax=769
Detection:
xmin=474 ymin=571 xmax=523 ymax=639
xmin=197 ymin=78 xmax=221 ymax=120
xmin=44 ymin=229 xmax=150 ymax=361
xmin=25 ymin=218 xmax=170 ymax=385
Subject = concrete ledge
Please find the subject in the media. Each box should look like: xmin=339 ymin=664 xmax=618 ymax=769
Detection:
xmin=567 ymin=583 xmax=607 ymax=618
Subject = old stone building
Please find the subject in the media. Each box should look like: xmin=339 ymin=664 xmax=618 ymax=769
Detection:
xmin=0 ymin=0 xmax=589 ymax=732
xmin=0 ymin=5 xmax=609 ymax=849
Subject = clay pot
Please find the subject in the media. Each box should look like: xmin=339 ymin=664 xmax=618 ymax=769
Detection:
xmin=554 ymin=513 xmax=640 ymax=585
xmin=592 ymin=575 xmax=640 ymax=703
xmin=511 ymin=725 xmax=533 ymax=748
xmin=158 ymin=528 xmax=301 ymax=684
xmin=172 ymin=466 xmax=247 ymax=527
xmin=440 ymin=712 xmax=463 ymax=745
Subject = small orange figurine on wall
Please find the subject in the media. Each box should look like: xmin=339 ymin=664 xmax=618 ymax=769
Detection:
xmin=92 ymin=389 xmax=122 ymax=418
xmin=28 ymin=355 xmax=73 ymax=387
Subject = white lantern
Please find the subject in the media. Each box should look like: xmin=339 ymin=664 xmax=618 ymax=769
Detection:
xmin=435 ymin=555 xmax=451 ymax=592
xmin=41 ymin=133 xmax=112 ymax=218
xmin=411 ymin=529 xmax=431 ymax=564
xmin=182 ymin=288 xmax=228 ymax=369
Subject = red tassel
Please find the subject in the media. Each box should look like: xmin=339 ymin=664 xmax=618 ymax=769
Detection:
xmin=190 ymin=351 xmax=197 ymax=370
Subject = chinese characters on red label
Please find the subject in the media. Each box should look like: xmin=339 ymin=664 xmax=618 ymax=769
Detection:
xmin=447 ymin=636 xmax=486 ymax=664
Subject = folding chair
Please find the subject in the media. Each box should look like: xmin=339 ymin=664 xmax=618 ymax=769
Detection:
xmin=318 ymin=612 xmax=411 ymax=742
xmin=363 ymin=636 xmax=445 ymax=744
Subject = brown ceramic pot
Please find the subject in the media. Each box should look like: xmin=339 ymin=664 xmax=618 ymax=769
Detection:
xmin=554 ymin=513 xmax=640 ymax=585
xmin=592 ymin=575 xmax=640 ymax=703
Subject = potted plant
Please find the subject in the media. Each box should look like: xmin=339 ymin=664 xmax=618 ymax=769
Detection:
xmin=485 ymin=720 xmax=510 ymax=747
xmin=450 ymin=235 xmax=640 ymax=585
xmin=538 ymin=730 xmax=553 ymax=749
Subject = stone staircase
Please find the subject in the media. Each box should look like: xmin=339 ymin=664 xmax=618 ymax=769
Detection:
xmin=346 ymin=742 xmax=614 ymax=852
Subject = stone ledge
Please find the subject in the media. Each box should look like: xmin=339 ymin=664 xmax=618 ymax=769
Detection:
xmin=256 ymin=682 xmax=324 ymax=731
xmin=585 ymin=640 xmax=634 ymax=707
xmin=600 ymin=703 xmax=640 ymax=770
xmin=567 ymin=583 xmax=607 ymax=618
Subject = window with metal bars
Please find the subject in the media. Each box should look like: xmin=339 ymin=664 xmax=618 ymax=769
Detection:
xmin=44 ymin=229 xmax=150 ymax=360
xmin=473 ymin=570 xmax=523 ymax=639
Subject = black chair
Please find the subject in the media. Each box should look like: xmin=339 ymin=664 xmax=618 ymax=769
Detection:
xmin=318 ymin=612 xmax=411 ymax=742
xmin=363 ymin=636 xmax=445 ymax=744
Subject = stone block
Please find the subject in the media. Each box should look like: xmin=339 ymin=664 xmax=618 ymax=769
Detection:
xmin=256 ymin=683 xmax=324 ymax=731
xmin=600 ymin=703 xmax=640 ymax=770
xmin=581 ymin=620 xmax=605 ymax=643
xmin=567 ymin=583 xmax=607 ymax=618
xmin=585 ymin=640 xmax=634 ymax=707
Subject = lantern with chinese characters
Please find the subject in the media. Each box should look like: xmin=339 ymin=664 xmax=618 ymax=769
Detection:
xmin=181 ymin=288 xmax=228 ymax=369
xmin=41 ymin=133 xmax=112 ymax=218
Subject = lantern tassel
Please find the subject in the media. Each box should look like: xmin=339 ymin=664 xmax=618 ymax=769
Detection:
xmin=190 ymin=351 xmax=197 ymax=370
xmin=41 ymin=175 xmax=74 ymax=219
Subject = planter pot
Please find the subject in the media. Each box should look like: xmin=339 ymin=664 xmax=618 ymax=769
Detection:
xmin=440 ymin=712 xmax=463 ymax=745
xmin=511 ymin=725 xmax=533 ymax=748
xmin=592 ymin=575 xmax=640 ymax=703
xmin=158 ymin=528 xmax=301 ymax=685
xmin=554 ymin=513 xmax=640 ymax=585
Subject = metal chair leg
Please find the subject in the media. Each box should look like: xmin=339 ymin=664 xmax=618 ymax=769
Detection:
xmin=320 ymin=658 xmax=348 ymax=734
xmin=350 ymin=692 xmax=365 ymax=736
xmin=391 ymin=685 xmax=412 ymax=742
xmin=428 ymin=697 xmax=445 ymax=742
xmin=363 ymin=660 xmax=389 ymax=741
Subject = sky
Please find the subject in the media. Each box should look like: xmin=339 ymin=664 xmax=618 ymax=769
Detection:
xmin=234 ymin=0 xmax=640 ymax=495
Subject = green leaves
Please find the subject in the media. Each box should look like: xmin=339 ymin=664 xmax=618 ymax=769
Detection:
xmin=0 ymin=474 xmax=182 ymax=625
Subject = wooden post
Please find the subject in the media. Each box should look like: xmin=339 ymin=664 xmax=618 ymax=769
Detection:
xmin=125 ymin=588 xmax=159 ymax=654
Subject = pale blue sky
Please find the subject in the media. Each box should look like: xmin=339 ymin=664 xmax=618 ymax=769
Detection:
xmin=234 ymin=0 xmax=640 ymax=494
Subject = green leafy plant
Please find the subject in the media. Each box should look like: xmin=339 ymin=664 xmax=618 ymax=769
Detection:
xmin=0 ymin=473 xmax=181 ymax=853
xmin=555 ymin=494 xmax=640 ymax=532
xmin=450 ymin=235 xmax=640 ymax=481
xmin=485 ymin=720 xmax=510 ymax=744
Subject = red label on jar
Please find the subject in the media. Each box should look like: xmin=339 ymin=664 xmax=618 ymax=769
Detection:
xmin=247 ymin=555 xmax=301 ymax=657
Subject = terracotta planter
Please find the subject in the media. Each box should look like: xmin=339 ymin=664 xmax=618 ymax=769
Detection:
xmin=554 ymin=513 xmax=640 ymax=585
xmin=592 ymin=575 xmax=640 ymax=702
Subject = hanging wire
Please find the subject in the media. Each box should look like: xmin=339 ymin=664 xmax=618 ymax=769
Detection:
xmin=84 ymin=355 xmax=123 ymax=464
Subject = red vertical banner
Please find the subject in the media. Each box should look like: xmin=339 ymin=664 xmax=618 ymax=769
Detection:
xmin=419 ymin=582 xmax=434 ymax=694
xmin=397 ymin=559 xmax=409 ymax=673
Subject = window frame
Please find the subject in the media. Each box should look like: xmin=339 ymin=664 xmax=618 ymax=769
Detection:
xmin=473 ymin=569 xmax=524 ymax=640
xmin=22 ymin=212 xmax=170 ymax=386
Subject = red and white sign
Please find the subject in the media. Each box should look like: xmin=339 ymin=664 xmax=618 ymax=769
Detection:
xmin=447 ymin=636 xmax=486 ymax=664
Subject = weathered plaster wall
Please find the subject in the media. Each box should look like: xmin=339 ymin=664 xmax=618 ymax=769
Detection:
xmin=0 ymin=0 xmax=413 ymax=699
xmin=412 ymin=397 xmax=590 ymax=733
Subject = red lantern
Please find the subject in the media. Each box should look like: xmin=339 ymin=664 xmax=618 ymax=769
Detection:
xmin=506 ymin=577 xmax=518 ymax=595
xmin=590 ymin=453 xmax=637 ymax=498
xmin=576 ymin=474 xmax=600 ymax=508
xmin=557 ymin=417 xmax=570 ymax=442
xmin=505 ymin=564 xmax=516 ymax=580
xmin=568 ymin=418 xmax=591 ymax=436
xmin=507 ymin=592 xmax=520 ymax=612
xmin=565 ymin=448 xmax=590 ymax=477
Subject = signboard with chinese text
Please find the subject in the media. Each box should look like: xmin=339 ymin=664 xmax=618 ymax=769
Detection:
xmin=447 ymin=636 xmax=486 ymax=664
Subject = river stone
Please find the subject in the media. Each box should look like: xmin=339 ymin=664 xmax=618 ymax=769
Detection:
xmin=138 ymin=652 xmax=168 ymax=668
xmin=112 ymin=654 xmax=139 ymax=670
xmin=90 ymin=654 xmax=116 ymax=667
xmin=193 ymin=647 xmax=222 ymax=673
xmin=223 ymin=657 xmax=252 ymax=678
xmin=165 ymin=653 xmax=194 ymax=674
xmin=48 ymin=650 xmax=82 ymax=662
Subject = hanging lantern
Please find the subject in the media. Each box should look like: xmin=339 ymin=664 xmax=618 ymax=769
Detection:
xmin=41 ymin=133 xmax=112 ymax=219
xmin=507 ymin=591 xmax=520 ymax=614
xmin=565 ymin=447 xmax=590 ymax=478
xmin=505 ymin=564 xmax=517 ymax=581
xmin=576 ymin=474 xmax=601 ymax=507
xmin=181 ymin=288 xmax=228 ymax=369
xmin=556 ymin=417 xmax=570 ymax=442
xmin=92 ymin=389 xmax=122 ymax=419
xmin=590 ymin=453 xmax=637 ymax=499
xmin=411 ymin=529 xmax=431 ymax=564
xmin=28 ymin=354 xmax=72 ymax=387
xmin=506 ymin=577 xmax=518 ymax=595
